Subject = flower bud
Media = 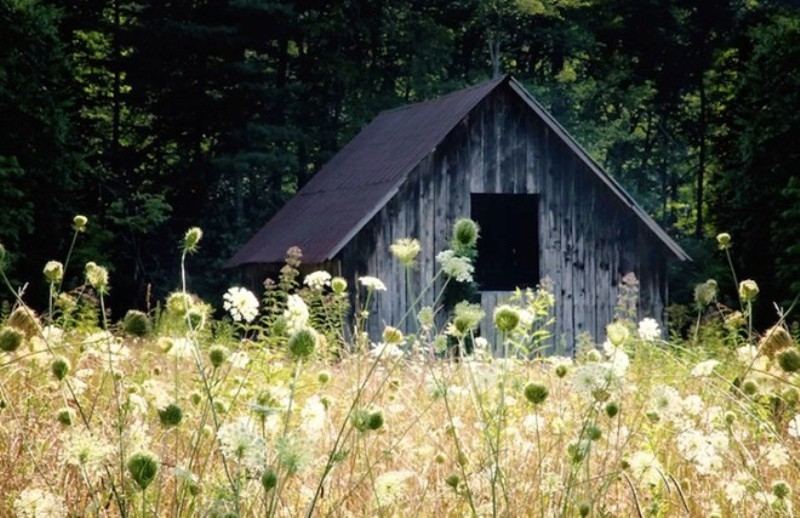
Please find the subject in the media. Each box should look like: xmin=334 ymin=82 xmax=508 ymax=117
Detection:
xmin=43 ymin=261 xmax=64 ymax=284
xmin=523 ymin=382 xmax=549 ymax=405
xmin=158 ymin=403 xmax=183 ymax=427
xmin=0 ymin=326 xmax=24 ymax=352
xmin=73 ymin=215 xmax=88 ymax=232
xmin=778 ymin=349 xmax=800 ymax=373
xmin=50 ymin=357 xmax=70 ymax=381
xmin=209 ymin=345 xmax=229 ymax=369
xmin=84 ymin=262 xmax=109 ymax=293
xmin=183 ymin=227 xmax=203 ymax=253
xmin=331 ymin=276 xmax=348 ymax=295
xmin=288 ymin=328 xmax=317 ymax=359
xmin=57 ymin=407 xmax=75 ymax=426
xmin=123 ymin=310 xmax=150 ymax=337
xmin=739 ymin=280 xmax=759 ymax=303
xmin=382 ymin=326 xmax=404 ymax=345
xmin=606 ymin=322 xmax=629 ymax=346
xmin=493 ymin=305 xmax=520 ymax=333
xmin=261 ymin=468 xmax=278 ymax=491
xmin=716 ymin=232 xmax=731 ymax=250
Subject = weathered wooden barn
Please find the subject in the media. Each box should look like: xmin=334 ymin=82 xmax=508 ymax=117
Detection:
xmin=227 ymin=75 xmax=689 ymax=349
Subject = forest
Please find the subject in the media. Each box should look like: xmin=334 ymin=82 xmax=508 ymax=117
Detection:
xmin=2 ymin=0 xmax=800 ymax=322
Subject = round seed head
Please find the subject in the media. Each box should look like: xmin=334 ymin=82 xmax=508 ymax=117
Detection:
xmin=716 ymin=232 xmax=731 ymax=250
xmin=127 ymin=451 xmax=159 ymax=491
xmin=261 ymin=468 xmax=278 ymax=491
xmin=288 ymin=328 xmax=317 ymax=359
xmin=122 ymin=310 xmax=150 ymax=337
xmin=183 ymin=227 xmax=203 ymax=253
xmin=524 ymin=382 xmax=549 ymax=405
xmin=739 ymin=279 xmax=759 ymax=303
xmin=493 ymin=305 xmax=520 ymax=333
xmin=158 ymin=403 xmax=183 ymax=427
xmin=209 ymin=345 xmax=229 ymax=369
xmin=50 ymin=357 xmax=70 ymax=381
xmin=778 ymin=349 xmax=800 ymax=373
xmin=43 ymin=261 xmax=64 ymax=284
xmin=72 ymin=215 xmax=88 ymax=232
xmin=0 ymin=326 xmax=24 ymax=352
xmin=605 ymin=401 xmax=620 ymax=418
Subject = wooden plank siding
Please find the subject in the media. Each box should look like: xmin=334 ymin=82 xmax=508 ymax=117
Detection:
xmin=335 ymin=86 xmax=668 ymax=355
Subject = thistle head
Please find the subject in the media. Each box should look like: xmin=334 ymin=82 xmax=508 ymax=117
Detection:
xmin=183 ymin=227 xmax=203 ymax=253
xmin=122 ymin=310 xmax=150 ymax=337
xmin=523 ymin=382 xmax=549 ymax=405
xmin=158 ymin=403 xmax=183 ymax=427
xmin=50 ymin=357 xmax=70 ymax=381
xmin=0 ymin=326 xmax=24 ymax=352
xmin=288 ymin=328 xmax=317 ymax=359
xmin=127 ymin=451 xmax=159 ymax=491
xmin=493 ymin=305 xmax=520 ymax=333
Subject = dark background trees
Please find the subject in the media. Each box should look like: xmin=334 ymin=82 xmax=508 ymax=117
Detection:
xmin=1 ymin=0 xmax=798 ymax=325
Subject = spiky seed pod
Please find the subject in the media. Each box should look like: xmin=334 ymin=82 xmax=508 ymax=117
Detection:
xmin=758 ymin=325 xmax=794 ymax=358
xmin=187 ymin=307 xmax=206 ymax=330
xmin=190 ymin=391 xmax=202 ymax=406
xmin=158 ymin=403 xmax=183 ymax=427
xmin=50 ymin=357 xmax=70 ymax=381
xmin=330 ymin=276 xmax=347 ymax=295
xmin=127 ymin=451 xmax=159 ymax=491
xmin=555 ymin=364 xmax=568 ymax=378
xmin=382 ymin=326 xmax=404 ymax=345
xmin=739 ymin=280 xmax=759 ymax=303
xmin=183 ymin=227 xmax=203 ymax=253
xmin=587 ymin=425 xmax=602 ymax=441
xmin=694 ymin=279 xmax=718 ymax=307
xmin=605 ymin=402 xmax=620 ymax=418
xmin=524 ymin=382 xmax=549 ymax=405
xmin=288 ymin=328 xmax=317 ymax=359
xmin=772 ymin=480 xmax=791 ymax=499
xmin=724 ymin=411 xmax=736 ymax=425
xmin=261 ymin=468 xmax=278 ymax=491
xmin=84 ymin=262 xmax=109 ymax=293
xmin=122 ymin=310 xmax=150 ymax=337
xmin=778 ymin=349 xmax=800 ymax=373
xmin=451 ymin=218 xmax=480 ymax=252
xmin=7 ymin=306 xmax=41 ymax=339
xmin=317 ymin=370 xmax=331 ymax=384
xmin=578 ymin=502 xmax=591 ymax=517
xmin=72 ymin=215 xmax=88 ymax=232
xmin=166 ymin=292 xmax=193 ymax=317
xmin=0 ymin=326 xmax=24 ymax=352
xmin=742 ymin=380 xmax=759 ymax=396
xmin=43 ymin=261 xmax=64 ymax=284
xmin=493 ymin=305 xmax=520 ymax=333
xmin=56 ymin=408 xmax=75 ymax=426
xmin=445 ymin=474 xmax=460 ymax=489
xmin=367 ymin=410 xmax=384 ymax=431
xmin=209 ymin=345 xmax=229 ymax=369
xmin=716 ymin=232 xmax=732 ymax=250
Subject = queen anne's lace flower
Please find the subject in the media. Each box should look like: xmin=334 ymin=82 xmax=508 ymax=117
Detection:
xmin=14 ymin=488 xmax=66 ymax=518
xmin=436 ymin=250 xmax=474 ymax=283
xmin=223 ymin=287 xmax=259 ymax=323
xmin=637 ymin=318 xmax=661 ymax=341
xmin=217 ymin=416 xmax=267 ymax=471
xmin=358 ymin=276 xmax=387 ymax=291
xmin=61 ymin=430 xmax=114 ymax=475
xmin=283 ymin=294 xmax=309 ymax=333
xmin=691 ymin=359 xmax=719 ymax=377
xmin=628 ymin=451 xmax=663 ymax=486
xmin=374 ymin=470 xmax=416 ymax=507
xmin=303 ymin=271 xmax=331 ymax=290
xmin=788 ymin=414 xmax=800 ymax=438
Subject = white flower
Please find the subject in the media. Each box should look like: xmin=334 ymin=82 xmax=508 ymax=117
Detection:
xmin=762 ymin=443 xmax=789 ymax=469
xmin=223 ymin=287 xmax=259 ymax=323
xmin=691 ymin=359 xmax=719 ymax=377
xmin=390 ymin=238 xmax=422 ymax=266
xmin=300 ymin=395 xmax=327 ymax=439
xmin=283 ymin=294 xmax=309 ymax=333
xmin=648 ymin=384 xmax=683 ymax=421
xmin=229 ymin=351 xmax=250 ymax=369
xmin=14 ymin=488 xmax=66 ymax=518
xmin=473 ymin=337 xmax=489 ymax=351
xmin=217 ymin=416 xmax=267 ymax=471
xmin=371 ymin=342 xmax=404 ymax=359
xmin=572 ymin=363 xmax=621 ymax=395
xmin=628 ymin=451 xmax=663 ymax=486
xmin=681 ymin=394 xmax=705 ymax=416
xmin=676 ymin=429 xmax=727 ymax=475
xmin=637 ymin=318 xmax=661 ymax=341
xmin=142 ymin=379 xmax=173 ymax=410
xmin=603 ymin=342 xmax=630 ymax=377
xmin=724 ymin=480 xmax=747 ymax=504
xmin=303 ymin=271 xmax=331 ymax=290
xmin=436 ymin=250 xmax=474 ymax=283
xmin=374 ymin=470 xmax=416 ymax=507
xmin=358 ymin=276 xmax=387 ymax=291
xmin=166 ymin=337 xmax=197 ymax=359
xmin=61 ymin=430 xmax=113 ymax=475
xmin=788 ymin=414 xmax=800 ymax=438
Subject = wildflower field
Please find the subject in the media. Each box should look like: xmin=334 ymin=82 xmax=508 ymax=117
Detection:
xmin=1 ymin=219 xmax=799 ymax=517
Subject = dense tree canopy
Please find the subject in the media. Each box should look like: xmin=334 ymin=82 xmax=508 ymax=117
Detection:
xmin=1 ymin=0 xmax=798 ymax=325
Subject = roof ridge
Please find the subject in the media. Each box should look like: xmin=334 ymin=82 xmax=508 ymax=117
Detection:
xmin=378 ymin=75 xmax=507 ymax=115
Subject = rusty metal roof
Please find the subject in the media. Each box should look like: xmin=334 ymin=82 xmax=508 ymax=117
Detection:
xmin=227 ymin=75 xmax=688 ymax=267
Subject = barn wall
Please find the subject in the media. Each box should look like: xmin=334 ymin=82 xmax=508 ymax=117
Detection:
xmin=338 ymin=85 xmax=669 ymax=353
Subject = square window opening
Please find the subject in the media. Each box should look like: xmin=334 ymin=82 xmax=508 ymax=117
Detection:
xmin=470 ymin=193 xmax=539 ymax=291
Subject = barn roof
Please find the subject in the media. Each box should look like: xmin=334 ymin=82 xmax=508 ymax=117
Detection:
xmin=227 ymin=75 xmax=689 ymax=267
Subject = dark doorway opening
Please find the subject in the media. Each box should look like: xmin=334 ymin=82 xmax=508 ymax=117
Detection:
xmin=470 ymin=193 xmax=539 ymax=291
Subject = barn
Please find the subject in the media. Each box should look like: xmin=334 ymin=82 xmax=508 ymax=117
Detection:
xmin=226 ymin=75 xmax=689 ymax=350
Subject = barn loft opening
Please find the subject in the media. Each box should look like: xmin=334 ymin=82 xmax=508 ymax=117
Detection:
xmin=470 ymin=193 xmax=540 ymax=291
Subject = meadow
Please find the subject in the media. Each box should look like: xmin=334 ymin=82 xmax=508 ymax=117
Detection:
xmin=1 ymin=217 xmax=799 ymax=517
